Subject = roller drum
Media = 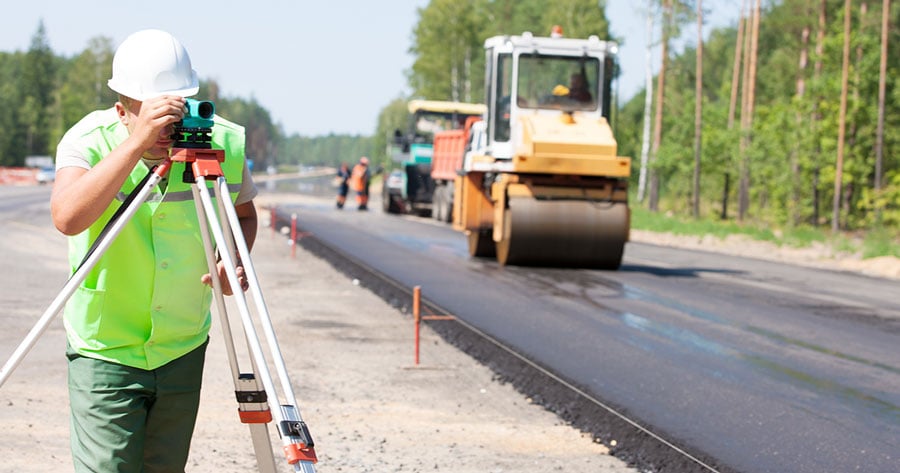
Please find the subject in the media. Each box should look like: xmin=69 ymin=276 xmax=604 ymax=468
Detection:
xmin=496 ymin=197 xmax=628 ymax=269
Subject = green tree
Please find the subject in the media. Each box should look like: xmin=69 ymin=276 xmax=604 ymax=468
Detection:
xmin=617 ymin=0 xmax=899 ymax=233
xmin=545 ymin=0 xmax=611 ymax=39
xmin=0 ymin=51 xmax=24 ymax=165
xmin=373 ymin=97 xmax=411 ymax=169
xmin=410 ymin=0 xmax=489 ymax=102
xmin=409 ymin=0 xmax=612 ymax=105
xmin=20 ymin=20 xmax=57 ymax=157
xmin=53 ymin=36 xmax=116 ymax=155
xmin=206 ymin=85 xmax=281 ymax=172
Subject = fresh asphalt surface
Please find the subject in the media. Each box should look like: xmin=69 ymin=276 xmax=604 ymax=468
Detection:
xmin=266 ymin=177 xmax=899 ymax=473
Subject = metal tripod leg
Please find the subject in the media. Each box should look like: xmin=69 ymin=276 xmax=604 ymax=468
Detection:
xmin=0 ymin=161 xmax=173 ymax=387
xmin=190 ymin=170 xmax=317 ymax=473
xmin=192 ymin=184 xmax=279 ymax=473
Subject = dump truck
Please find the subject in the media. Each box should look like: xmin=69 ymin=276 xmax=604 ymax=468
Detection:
xmin=430 ymin=115 xmax=483 ymax=223
xmin=446 ymin=29 xmax=630 ymax=269
xmin=383 ymin=100 xmax=486 ymax=216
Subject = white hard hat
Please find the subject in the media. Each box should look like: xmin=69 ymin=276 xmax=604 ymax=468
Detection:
xmin=108 ymin=29 xmax=199 ymax=101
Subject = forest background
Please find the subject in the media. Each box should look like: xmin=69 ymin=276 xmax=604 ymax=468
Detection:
xmin=1 ymin=0 xmax=897 ymax=254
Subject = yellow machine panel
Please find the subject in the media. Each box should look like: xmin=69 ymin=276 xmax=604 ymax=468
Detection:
xmin=514 ymin=115 xmax=630 ymax=177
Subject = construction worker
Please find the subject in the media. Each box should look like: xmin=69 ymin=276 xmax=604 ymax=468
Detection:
xmin=335 ymin=162 xmax=350 ymax=209
xmin=50 ymin=29 xmax=258 ymax=472
xmin=349 ymin=156 xmax=371 ymax=211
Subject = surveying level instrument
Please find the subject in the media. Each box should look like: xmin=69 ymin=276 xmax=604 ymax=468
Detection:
xmin=0 ymin=99 xmax=317 ymax=472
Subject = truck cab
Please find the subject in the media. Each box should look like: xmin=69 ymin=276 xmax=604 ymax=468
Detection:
xmin=383 ymin=100 xmax=486 ymax=216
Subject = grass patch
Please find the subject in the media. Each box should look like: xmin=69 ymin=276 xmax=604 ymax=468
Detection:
xmin=630 ymin=207 xmax=900 ymax=259
xmin=862 ymin=227 xmax=900 ymax=259
xmin=630 ymin=207 xmax=777 ymax=242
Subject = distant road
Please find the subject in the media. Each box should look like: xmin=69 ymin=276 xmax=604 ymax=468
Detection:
xmin=269 ymin=183 xmax=900 ymax=473
xmin=252 ymin=166 xmax=336 ymax=183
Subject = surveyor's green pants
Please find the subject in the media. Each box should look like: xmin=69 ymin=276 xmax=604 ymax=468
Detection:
xmin=67 ymin=341 xmax=207 ymax=472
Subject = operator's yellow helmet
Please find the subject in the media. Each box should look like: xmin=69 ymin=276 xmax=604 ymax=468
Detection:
xmin=108 ymin=29 xmax=199 ymax=101
xmin=552 ymin=84 xmax=570 ymax=96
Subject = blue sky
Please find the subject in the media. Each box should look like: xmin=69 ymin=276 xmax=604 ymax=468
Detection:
xmin=1 ymin=1 xmax=739 ymax=137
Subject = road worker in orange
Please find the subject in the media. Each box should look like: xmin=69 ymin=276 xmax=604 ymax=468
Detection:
xmin=349 ymin=156 xmax=371 ymax=211
xmin=335 ymin=162 xmax=350 ymax=209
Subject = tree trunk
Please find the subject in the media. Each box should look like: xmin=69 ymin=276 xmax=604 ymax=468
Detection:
xmin=844 ymin=3 xmax=867 ymax=223
xmin=649 ymin=0 xmax=672 ymax=212
xmin=638 ymin=0 xmax=655 ymax=204
xmin=874 ymin=0 xmax=889 ymax=196
xmin=792 ymin=1 xmax=812 ymax=226
xmin=693 ymin=0 xmax=704 ymax=218
xmin=812 ymin=0 xmax=826 ymax=225
xmin=738 ymin=0 xmax=760 ymax=221
xmin=833 ymin=0 xmax=852 ymax=233
xmin=738 ymin=3 xmax=752 ymax=220
xmin=724 ymin=0 xmax=748 ymax=220
xmin=727 ymin=0 xmax=747 ymax=129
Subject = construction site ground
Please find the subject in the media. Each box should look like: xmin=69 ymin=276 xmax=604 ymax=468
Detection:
xmin=4 ymin=185 xmax=897 ymax=472
xmin=0 ymin=190 xmax=637 ymax=473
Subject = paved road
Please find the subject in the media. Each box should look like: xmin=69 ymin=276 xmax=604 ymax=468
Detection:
xmin=270 ymin=182 xmax=900 ymax=473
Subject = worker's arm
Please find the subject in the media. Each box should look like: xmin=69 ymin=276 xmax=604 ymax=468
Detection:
xmin=236 ymin=200 xmax=258 ymax=253
xmin=51 ymin=96 xmax=185 ymax=235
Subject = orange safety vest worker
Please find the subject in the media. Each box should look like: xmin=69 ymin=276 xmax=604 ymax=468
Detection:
xmin=349 ymin=158 xmax=370 ymax=210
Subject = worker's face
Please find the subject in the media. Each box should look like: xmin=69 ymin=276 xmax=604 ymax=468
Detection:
xmin=117 ymin=98 xmax=176 ymax=160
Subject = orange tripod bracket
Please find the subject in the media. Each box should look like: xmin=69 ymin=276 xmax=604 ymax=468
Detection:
xmin=236 ymin=373 xmax=274 ymax=424
xmin=170 ymin=147 xmax=226 ymax=180
xmin=279 ymin=420 xmax=318 ymax=464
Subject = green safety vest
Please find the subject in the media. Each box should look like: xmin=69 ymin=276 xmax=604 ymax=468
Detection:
xmin=63 ymin=110 xmax=246 ymax=370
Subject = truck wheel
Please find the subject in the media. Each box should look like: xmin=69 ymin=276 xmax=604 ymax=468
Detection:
xmin=432 ymin=186 xmax=444 ymax=221
xmin=383 ymin=191 xmax=401 ymax=214
xmin=441 ymin=189 xmax=454 ymax=223
xmin=436 ymin=186 xmax=451 ymax=222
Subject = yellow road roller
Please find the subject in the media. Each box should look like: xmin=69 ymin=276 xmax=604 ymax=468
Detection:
xmin=448 ymin=29 xmax=631 ymax=269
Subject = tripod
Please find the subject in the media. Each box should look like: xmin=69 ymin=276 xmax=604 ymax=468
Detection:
xmin=0 ymin=143 xmax=317 ymax=472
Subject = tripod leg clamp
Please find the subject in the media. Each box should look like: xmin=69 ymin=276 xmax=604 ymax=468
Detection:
xmin=279 ymin=419 xmax=317 ymax=464
xmin=235 ymin=373 xmax=272 ymax=424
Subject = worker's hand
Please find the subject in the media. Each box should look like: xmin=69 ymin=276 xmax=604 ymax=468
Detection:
xmin=124 ymin=95 xmax=186 ymax=156
xmin=201 ymin=260 xmax=250 ymax=296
